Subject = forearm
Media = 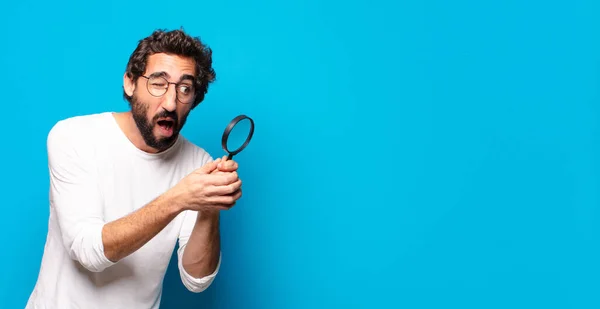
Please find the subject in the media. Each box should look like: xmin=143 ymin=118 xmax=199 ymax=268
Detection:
xmin=182 ymin=211 xmax=221 ymax=278
xmin=102 ymin=191 xmax=183 ymax=262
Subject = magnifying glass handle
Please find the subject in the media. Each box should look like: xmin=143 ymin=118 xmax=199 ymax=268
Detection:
xmin=227 ymin=153 xmax=234 ymax=160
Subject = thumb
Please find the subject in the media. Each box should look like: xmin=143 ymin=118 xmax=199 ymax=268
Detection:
xmin=197 ymin=158 xmax=220 ymax=174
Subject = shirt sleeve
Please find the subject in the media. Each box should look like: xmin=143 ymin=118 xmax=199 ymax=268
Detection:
xmin=177 ymin=209 xmax=222 ymax=293
xmin=47 ymin=120 xmax=115 ymax=272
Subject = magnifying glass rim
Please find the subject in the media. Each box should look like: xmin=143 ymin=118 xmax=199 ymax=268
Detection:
xmin=221 ymin=114 xmax=255 ymax=157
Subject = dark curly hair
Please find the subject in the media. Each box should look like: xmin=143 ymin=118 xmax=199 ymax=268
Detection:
xmin=123 ymin=28 xmax=216 ymax=109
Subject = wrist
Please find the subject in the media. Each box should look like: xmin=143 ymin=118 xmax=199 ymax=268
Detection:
xmin=162 ymin=185 xmax=187 ymax=214
xmin=198 ymin=210 xmax=220 ymax=222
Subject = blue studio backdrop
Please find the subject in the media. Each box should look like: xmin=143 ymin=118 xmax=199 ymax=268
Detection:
xmin=1 ymin=0 xmax=600 ymax=308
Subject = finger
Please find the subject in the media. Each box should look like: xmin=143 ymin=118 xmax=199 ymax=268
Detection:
xmin=225 ymin=179 xmax=242 ymax=195
xmin=207 ymin=194 xmax=239 ymax=206
xmin=217 ymin=159 xmax=238 ymax=172
xmin=207 ymin=179 xmax=242 ymax=196
xmin=204 ymin=172 xmax=239 ymax=187
xmin=210 ymin=159 xmax=228 ymax=174
xmin=206 ymin=188 xmax=242 ymax=208
xmin=228 ymin=188 xmax=242 ymax=200
xmin=217 ymin=165 xmax=237 ymax=173
xmin=197 ymin=159 xmax=220 ymax=174
xmin=228 ymin=188 xmax=243 ymax=202
xmin=201 ymin=204 xmax=231 ymax=211
xmin=210 ymin=166 xmax=225 ymax=174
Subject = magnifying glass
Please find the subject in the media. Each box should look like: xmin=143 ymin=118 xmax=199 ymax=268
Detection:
xmin=221 ymin=114 xmax=255 ymax=160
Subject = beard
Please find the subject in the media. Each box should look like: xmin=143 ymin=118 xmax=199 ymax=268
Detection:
xmin=130 ymin=94 xmax=189 ymax=152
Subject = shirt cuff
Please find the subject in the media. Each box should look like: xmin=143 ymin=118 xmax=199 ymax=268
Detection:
xmin=177 ymin=249 xmax=221 ymax=293
xmin=70 ymin=223 xmax=116 ymax=272
xmin=93 ymin=224 xmax=117 ymax=269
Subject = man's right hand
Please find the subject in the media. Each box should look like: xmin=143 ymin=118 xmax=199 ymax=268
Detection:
xmin=171 ymin=158 xmax=242 ymax=212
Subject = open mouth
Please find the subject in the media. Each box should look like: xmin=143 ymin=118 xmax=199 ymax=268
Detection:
xmin=157 ymin=119 xmax=175 ymax=135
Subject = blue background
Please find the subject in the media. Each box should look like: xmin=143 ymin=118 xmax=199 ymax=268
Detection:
xmin=1 ymin=0 xmax=599 ymax=308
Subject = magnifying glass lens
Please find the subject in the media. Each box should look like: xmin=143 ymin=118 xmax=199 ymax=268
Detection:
xmin=226 ymin=118 xmax=252 ymax=152
xmin=221 ymin=114 xmax=255 ymax=160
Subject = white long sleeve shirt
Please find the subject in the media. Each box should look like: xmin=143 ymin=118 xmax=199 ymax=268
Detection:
xmin=26 ymin=112 xmax=221 ymax=309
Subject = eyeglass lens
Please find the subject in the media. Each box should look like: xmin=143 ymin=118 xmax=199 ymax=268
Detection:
xmin=146 ymin=76 xmax=195 ymax=104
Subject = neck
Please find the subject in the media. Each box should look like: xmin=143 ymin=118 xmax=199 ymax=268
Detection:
xmin=113 ymin=111 xmax=162 ymax=154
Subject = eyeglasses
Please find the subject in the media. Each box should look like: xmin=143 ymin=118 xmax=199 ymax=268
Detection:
xmin=140 ymin=75 xmax=196 ymax=104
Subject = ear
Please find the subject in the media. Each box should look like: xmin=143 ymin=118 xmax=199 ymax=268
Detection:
xmin=123 ymin=72 xmax=136 ymax=97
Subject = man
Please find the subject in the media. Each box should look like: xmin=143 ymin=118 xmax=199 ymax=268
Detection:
xmin=26 ymin=29 xmax=241 ymax=309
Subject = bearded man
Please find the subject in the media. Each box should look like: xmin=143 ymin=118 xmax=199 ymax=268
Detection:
xmin=26 ymin=28 xmax=241 ymax=309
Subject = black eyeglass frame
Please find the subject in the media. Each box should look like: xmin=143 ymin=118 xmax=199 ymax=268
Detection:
xmin=140 ymin=75 xmax=197 ymax=104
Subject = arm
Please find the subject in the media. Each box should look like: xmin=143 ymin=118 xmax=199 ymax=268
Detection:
xmin=49 ymin=120 xmax=236 ymax=273
xmin=48 ymin=120 xmax=115 ymax=272
xmin=101 ymin=191 xmax=183 ymax=262
xmin=48 ymin=120 xmax=221 ymax=271
xmin=176 ymin=156 xmax=240 ymax=292
xmin=181 ymin=211 xmax=221 ymax=278
xmin=48 ymin=121 xmax=188 ymax=271
xmin=177 ymin=210 xmax=222 ymax=292
xmin=104 ymin=158 xmax=229 ymax=264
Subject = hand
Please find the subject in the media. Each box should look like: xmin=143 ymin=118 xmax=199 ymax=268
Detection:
xmin=172 ymin=159 xmax=242 ymax=212
xmin=210 ymin=156 xmax=242 ymax=212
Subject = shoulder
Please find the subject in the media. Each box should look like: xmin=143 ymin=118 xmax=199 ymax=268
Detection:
xmin=47 ymin=112 xmax=112 ymax=157
xmin=48 ymin=112 xmax=111 ymax=142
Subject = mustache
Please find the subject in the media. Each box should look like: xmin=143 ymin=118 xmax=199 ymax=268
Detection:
xmin=153 ymin=110 xmax=178 ymax=125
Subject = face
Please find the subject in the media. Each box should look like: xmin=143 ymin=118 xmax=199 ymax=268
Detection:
xmin=124 ymin=53 xmax=197 ymax=152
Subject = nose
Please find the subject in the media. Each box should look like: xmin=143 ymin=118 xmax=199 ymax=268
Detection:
xmin=160 ymin=83 xmax=178 ymax=112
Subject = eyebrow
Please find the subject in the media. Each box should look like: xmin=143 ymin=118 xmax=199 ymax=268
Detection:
xmin=179 ymin=74 xmax=195 ymax=83
xmin=148 ymin=71 xmax=196 ymax=83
